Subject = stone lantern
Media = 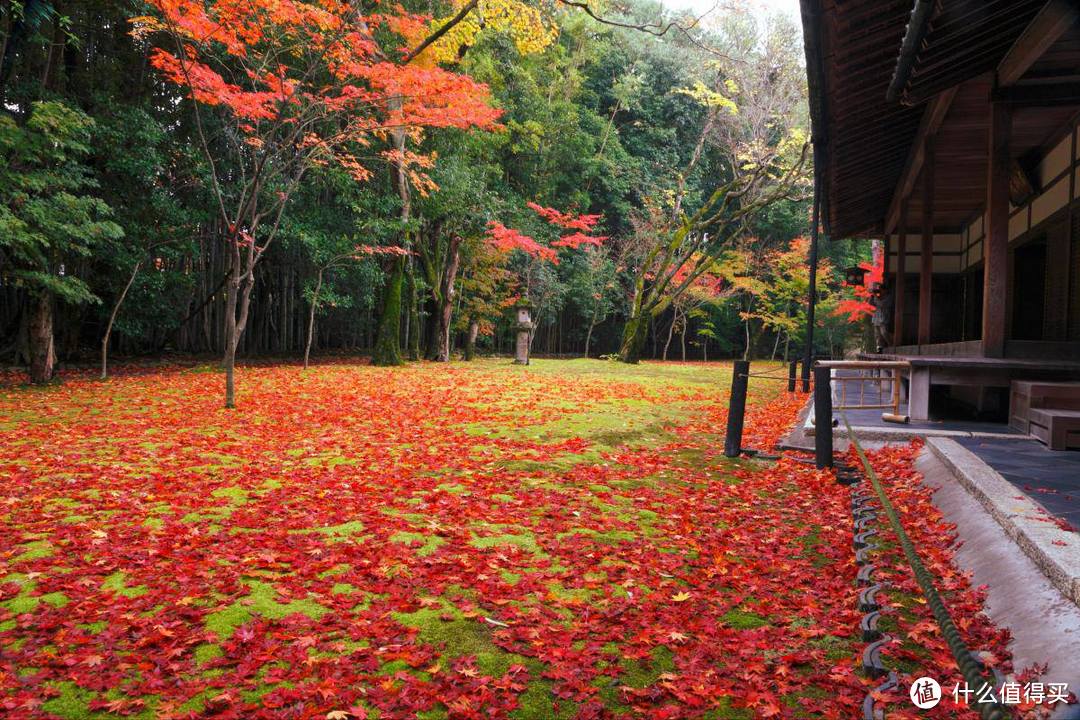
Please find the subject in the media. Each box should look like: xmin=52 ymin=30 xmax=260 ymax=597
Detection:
xmin=513 ymin=301 xmax=533 ymax=365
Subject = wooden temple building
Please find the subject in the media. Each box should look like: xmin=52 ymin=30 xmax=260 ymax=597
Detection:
xmin=801 ymin=0 xmax=1080 ymax=436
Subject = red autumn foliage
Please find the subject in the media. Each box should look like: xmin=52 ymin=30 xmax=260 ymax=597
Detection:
xmin=486 ymin=203 xmax=606 ymax=265
xmin=835 ymin=252 xmax=885 ymax=323
xmin=525 ymin=202 xmax=602 ymax=232
xmin=485 ymin=221 xmax=557 ymax=263
xmin=137 ymin=0 xmax=502 ymax=185
xmin=0 ymin=362 xmax=1043 ymax=718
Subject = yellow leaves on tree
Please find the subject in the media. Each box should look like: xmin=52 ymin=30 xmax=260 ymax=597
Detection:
xmin=414 ymin=0 xmax=558 ymax=66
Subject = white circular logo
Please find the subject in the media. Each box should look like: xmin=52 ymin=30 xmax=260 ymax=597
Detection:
xmin=910 ymin=677 xmax=942 ymax=709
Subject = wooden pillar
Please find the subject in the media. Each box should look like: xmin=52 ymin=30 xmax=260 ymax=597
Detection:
xmin=918 ymin=137 xmax=935 ymax=346
xmin=894 ymin=199 xmax=908 ymax=347
xmin=983 ymin=102 xmax=1011 ymax=358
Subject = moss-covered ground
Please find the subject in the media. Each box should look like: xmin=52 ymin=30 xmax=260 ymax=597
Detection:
xmin=0 ymin=358 xmax=1018 ymax=718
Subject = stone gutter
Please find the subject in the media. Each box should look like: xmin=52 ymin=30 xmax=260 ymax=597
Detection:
xmin=926 ymin=437 xmax=1080 ymax=607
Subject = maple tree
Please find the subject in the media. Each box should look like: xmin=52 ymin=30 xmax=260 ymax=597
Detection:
xmin=485 ymin=202 xmax=607 ymax=351
xmin=835 ymin=250 xmax=886 ymax=322
xmin=134 ymin=0 xmax=501 ymax=402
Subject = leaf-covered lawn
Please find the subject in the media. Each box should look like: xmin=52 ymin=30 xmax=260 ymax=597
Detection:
xmin=0 ymin=360 xmax=1020 ymax=718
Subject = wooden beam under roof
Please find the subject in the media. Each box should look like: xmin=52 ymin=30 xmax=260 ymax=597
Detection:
xmin=997 ymin=0 xmax=1079 ymax=87
xmin=884 ymin=87 xmax=957 ymax=234
xmin=992 ymin=81 xmax=1080 ymax=106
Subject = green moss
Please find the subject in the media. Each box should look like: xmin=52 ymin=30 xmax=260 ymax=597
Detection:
xmin=596 ymin=646 xmax=677 ymax=711
xmin=624 ymin=646 xmax=675 ymax=688
xmin=557 ymin=527 xmax=636 ymax=545
xmin=546 ymin=582 xmax=594 ymax=604
xmin=434 ymin=483 xmax=469 ymax=495
xmin=331 ymin=583 xmax=356 ymax=594
xmin=808 ymin=634 xmax=854 ymax=662
xmin=40 ymin=682 xmax=155 ymax=720
xmin=469 ymin=531 xmax=546 ymax=557
xmin=41 ymin=682 xmax=96 ymax=719
xmin=193 ymin=643 xmax=223 ymax=665
xmin=204 ymin=579 xmax=328 ymax=638
xmin=317 ymin=563 xmax=351 ymax=578
xmin=101 ymin=571 xmax=148 ymax=599
xmin=303 ymin=453 xmax=357 ymax=469
xmin=393 ymin=599 xmax=529 ymax=678
xmin=389 ymin=531 xmax=446 ymax=557
xmin=721 ymin=609 xmax=768 ymax=630
xmin=416 ymin=708 xmax=449 ymax=720
xmin=511 ymin=679 xmax=577 ymax=719
xmin=4 ymin=593 xmax=38 ymax=614
xmin=211 ymin=486 xmax=249 ymax=504
xmin=41 ymin=592 xmax=69 ymax=608
xmin=11 ymin=540 xmax=54 ymax=564
xmin=308 ymin=520 xmax=365 ymax=538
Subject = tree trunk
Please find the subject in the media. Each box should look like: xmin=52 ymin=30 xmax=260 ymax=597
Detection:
xmin=374 ymin=97 xmax=412 ymax=364
xmin=373 ymin=256 xmax=405 ymax=366
xmin=743 ymin=315 xmax=752 ymax=361
xmin=618 ymin=311 xmax=649 ymax=364
xmin=223 ymin=265 xmax=240 ymax=408
xmin=662 ymin=309 xmax=677 ymax=361
xmin=464 ymin=319 xmax=479 ymax=361
xmin=584 ymin=302 xmax=599 ymax=358
xmin=28 ymin=293 xmax=56 ymax=384
xmin=406 ymin=256 xmax=421 ymax=361
xmin=304 ymin=268 xmax=323 ymax=370
xmin=434 ymin=236 xmax=462 ymax=362
xmin=101 ymin=259 xmax=142 ymax=380
xmin=680 ymin=319 xmax=687 ymax=362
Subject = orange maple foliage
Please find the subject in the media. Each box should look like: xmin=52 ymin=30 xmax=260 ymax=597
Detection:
xmin=135 ymin=0 xmax=501 ymax=187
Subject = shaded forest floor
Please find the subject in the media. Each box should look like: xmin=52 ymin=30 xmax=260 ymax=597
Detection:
xmin=0 ymin=359 xmax=1025 ymax=718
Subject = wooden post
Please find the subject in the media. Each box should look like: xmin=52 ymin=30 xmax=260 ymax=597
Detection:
xmin=788 ymin=360 xmax=798 ymax=392
xmin=918 ymin=137 xmax=934 ymax=346
xmin=983 ymin=102 xmax=1011 ymax=358
xmin=813 ymin=365 xmax=833 ymax=469
xmin=724 ymin=360 xmax=750 ymax=457
xmin=894 ymin=200 xmax=908 ymax=347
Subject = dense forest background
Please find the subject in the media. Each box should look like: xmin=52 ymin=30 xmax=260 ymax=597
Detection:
xmin=0 ymin=0 xmax=867 ymax=380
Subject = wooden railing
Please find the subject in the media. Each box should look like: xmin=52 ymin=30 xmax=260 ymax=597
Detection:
xmin=817 ymin=360 xmax=910 ymax=424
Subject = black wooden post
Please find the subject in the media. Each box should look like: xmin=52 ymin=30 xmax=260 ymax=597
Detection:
xmin=814 ymin=364 xmax=833 ymax=469
xmin=787 ymin=361 xmax=798 ymax=392
xmin=802 ymin=150 xmax=822 ymax=395
xmin=724 ymin=360 xmax=750 ymax=458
